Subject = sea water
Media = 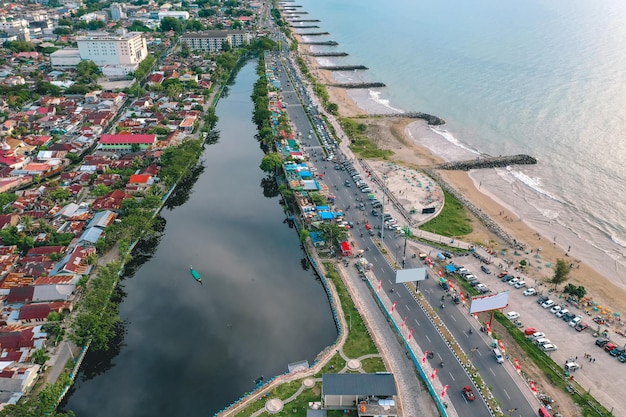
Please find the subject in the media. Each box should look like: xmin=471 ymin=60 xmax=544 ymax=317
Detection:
xmin=294 ymin=0 xmax=626 ymax=287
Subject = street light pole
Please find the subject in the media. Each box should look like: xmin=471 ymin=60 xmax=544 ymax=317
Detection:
xmin=507 ymin=407 xmax=518 ymax=417
xmin=380 ymin=176 xmax=387 ymax=241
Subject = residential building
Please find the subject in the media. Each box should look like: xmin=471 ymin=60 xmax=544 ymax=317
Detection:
xmin=76 ymin=31 xmax=148 ymax=67
xmin=155 ymin=11 xmax=190 ymax=21
xmin=110 ymin=3 xmax=126 ymax=21
xmin=181 ymin=30 xmax=251 ymax=52
xmin=49 ymin=48 xmax=82 ymax=69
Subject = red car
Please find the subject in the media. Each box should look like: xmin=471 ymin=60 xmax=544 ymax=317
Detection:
xmin=575 ymin=322 xmax=588 ymax=332
xmin=524 ymin=327 xmax=537 ymax=336
xmin=364 ymin=223 xmax=372 ymax=231
xmin=463 ymin=386 xmax=476 ymax=401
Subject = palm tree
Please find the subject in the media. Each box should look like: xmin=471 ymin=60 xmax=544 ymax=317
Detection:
xmin=21 ymin=215 xmax=34 ymax=235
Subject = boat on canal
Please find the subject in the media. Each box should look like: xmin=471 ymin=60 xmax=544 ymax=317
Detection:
xmin=189 ymin=265 xmax=202 ymax=284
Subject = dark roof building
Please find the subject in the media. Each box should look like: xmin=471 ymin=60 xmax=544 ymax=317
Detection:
xmin=322 ymin=373 xmax=397 ymax=415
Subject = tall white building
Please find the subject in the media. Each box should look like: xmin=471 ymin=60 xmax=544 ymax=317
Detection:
xmin=181 ymin=30 xmax=251 ymax=52
xmin=76 ymin=32 xmax=148 ymax=66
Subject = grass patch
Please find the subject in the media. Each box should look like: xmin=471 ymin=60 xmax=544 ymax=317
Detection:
xmin=323 ymin=263 xmax=378 ymax=358
xmin=420 ymin=189 xmax=472 ymax=236
xmin=361 ymin=357 xmax=386 ymax=373
xmin=496 ymin=313 xmax=613 ymax=417
xmin=339 ymin=117 xmax=393 ymax=159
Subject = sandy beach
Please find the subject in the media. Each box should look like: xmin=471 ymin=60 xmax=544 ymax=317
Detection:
xmin=292 ymin=34 xmax=626 ymax=328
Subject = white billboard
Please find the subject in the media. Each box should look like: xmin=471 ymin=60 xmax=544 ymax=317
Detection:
xmin=469 ymin=291 xmax=510 ymax=314
xmin=395 ymin=268 xmax=427 ymax=283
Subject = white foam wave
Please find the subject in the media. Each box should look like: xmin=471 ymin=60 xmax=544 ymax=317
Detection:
xmin=368 ymin=90 xmax=405 ymax=113
xmin=505 ymin=167 xmax=564 ymax=203
xmin=610 ymin=233 xmax=626 ymax=249
xmin=536 ymin=207 xmax=560 ymax=220
xmin=429 ymin=126 xmax=480 ymax=155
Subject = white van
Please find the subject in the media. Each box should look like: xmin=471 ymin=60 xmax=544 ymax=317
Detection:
xmin=534 ymin=338 xmax=551 ymax=347
xmin=492 ymin=348 xmax=504 ymax=364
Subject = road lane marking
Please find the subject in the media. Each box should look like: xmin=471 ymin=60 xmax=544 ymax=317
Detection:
xmin=448 ymin=372 xmax=455 ymax=381
xmin=450 ymin=315 xmax=456 ymax=322
xmin=489 ymin=368 xmax=496 ymax=376
xmin=405 ymin=305 xmax=410 ymax=311
xmin=503 ymin=389 xmax=511 ymax=400
xmin=414 ymin=318 xmax=420 ymax=327
xmin=425 ymin=335 xmax=431 ymax=343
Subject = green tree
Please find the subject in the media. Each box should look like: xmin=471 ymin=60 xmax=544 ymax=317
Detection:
xmin=549 ymin=258 xmax=571 ymax=290
xmin=90 ymin=184 xmax=112 ymax=197
xmin=76 ymin=60 xmax=102 ymax=83
xmin=160 ymin=16 xmax=183 ymax=33
xmin=128 ymin=20 xmax=151 ymax=32
xmin=318 ymin=223 xmax=348 ymax=245
xmin=4 ymin=40 xmax=35 ymax=52
xmin=186 ymin=19 xmax=205 ymax=31
xmin=259 ymin=152 xmax=283 ymax=174
xmin=31 ymin=348 xmax=50 ymax=365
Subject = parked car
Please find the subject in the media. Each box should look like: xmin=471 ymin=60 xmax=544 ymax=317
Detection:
xmin=550 ymin=305 xmax=562 ymax=314
xmin=537 ymin=296 xmax=549 ymax=305
xmin=480 ymin=265 xmax=491 ymax=274
xmin=497 ymin=271 xmax=509 ymax=278
xmin=575 ymin=322 xmax=588 ymax=332
xmin=524 ymin=327 xmax=537 ymax=335
xmin=463 ymin=386 xmax=476 ymax=401
xmin=618 ymin=352 xmax=626 ymax=363
xmin=565 ymin=362 xmax=580 ymax=371
xmin=556 ymin=309 xmax=569 ymax=318
xmin=514 ymin=280 xmax=527 ymax=289
xmin=569 ymin=316 xmax=583 ymax=327
xmin=442 ymin=252 xmax=454 ymax=259
xmin=562 ymin=312 xmax=575 ymax=322
xmin=605 ymin=342 xmax=618 ymax=352
xmin=610 ymin=347 xmax=626 ymax=357
xmin=542 ymin=299 xmax=555 ymax=309
xmin=523 ymin=288 xmax=537 ymax=296
xmin=508 ymin=278 xmax=520 ymax=286
xmin=506 ymin=311 xmax=521 ymax=320
xmin=541 ymin=343 xmax=557 ymax=352
xmin=502 ymin=275 xmax=514 ymax=282
xmin=530 ymin=332 xmax=546 ymax=341
xmin=595 ymin=338 xmax=610 ymax=348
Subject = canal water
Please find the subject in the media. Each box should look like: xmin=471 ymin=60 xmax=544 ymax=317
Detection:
xmin=60 ymin=60 xmax=338 ymax=417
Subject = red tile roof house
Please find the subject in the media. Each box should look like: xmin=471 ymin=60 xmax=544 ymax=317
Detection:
xmin=126 ymin=174 xmax=153 ymax=193
xmin=91 ymin=189 xmax=132 ymax=211
xmin=99 ymin=134 xmax=157 ymax=151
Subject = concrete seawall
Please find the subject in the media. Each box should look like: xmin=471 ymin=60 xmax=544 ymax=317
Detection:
xmin=433 ymin=154 xmax=537 ymax=171
xmin=370 ymin=112 xmax=446 ymax=126
xmin=328 ymin=82 xmax=385 ymax=88
xmin=318 ymin=65 xmax=368 ymax=70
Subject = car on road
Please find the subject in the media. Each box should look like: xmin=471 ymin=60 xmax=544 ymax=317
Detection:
xmin=506 ymin=311 xmax=520 ymax=320
xmin=550 ymin=305 xmax=562 ymax=314
xmin=569 ymin=316 xmax=582 ymax=327
xmin=371 ymin=209 xmax=379 ymax=216
xmin=462 ymin=386 xmax=476 ymax=401
xmin=542 ymin=299 xmax=555 ymax=309
xmin=523 ymin=288 xmax=537 ymax=296
xmin=541 ymin=343 xmax=557 ymax=352
xmin=514 ymin=280 xmax=527 ymax=289
xmin=524 ymin=327 xmax=537 ymax=335
xmin=556 ymin=309 xmax=569 ymax=318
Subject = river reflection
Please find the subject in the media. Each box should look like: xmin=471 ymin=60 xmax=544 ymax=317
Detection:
xmin=60 ymin=60 xmax=337 ymax=417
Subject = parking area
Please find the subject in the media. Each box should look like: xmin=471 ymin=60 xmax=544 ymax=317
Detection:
xmin=436 ymin=253 xmax=626 ymax=413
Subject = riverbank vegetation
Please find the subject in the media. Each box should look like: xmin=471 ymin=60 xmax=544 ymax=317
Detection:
xmin=338 ymin=117 xmax=393 ymax=159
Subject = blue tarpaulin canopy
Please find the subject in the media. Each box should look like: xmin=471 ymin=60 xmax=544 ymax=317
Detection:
xmin=446 ymin=264 xmax=456 ymax=273
xmin=319 ymin=212 xmax=334 ymax=220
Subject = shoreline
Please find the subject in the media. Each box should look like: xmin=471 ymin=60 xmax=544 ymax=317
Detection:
xmin=294 ymin=38 xmax=626 ymax=326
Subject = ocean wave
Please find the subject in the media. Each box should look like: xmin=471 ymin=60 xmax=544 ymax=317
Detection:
xmin=429 ymin=126 xmax=481 ymax=155
xmin=610 ymin=233 xmax=626 ymax=249
xmin=505 ymin=167 xmax=564 ymax=203
xmin=536 ymin=207 xmax=560 ymax=220
xmin=367 ymin=90 xmax=405 ymax=113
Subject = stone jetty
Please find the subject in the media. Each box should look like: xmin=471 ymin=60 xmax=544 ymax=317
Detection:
xmin=291 ymin=25 xmax=319 ymax=29
xmin=307 ymin=52 xmax=349 ymax=57
xmin=370 ymin=112 xmax=446 ymax=126
xmin=299 ymin=32 xmax=330 ymax=36
xmin=290 ymin=19 xmax=320 ymax=22
xmin=302 ymin=40 xmax=338 ymax=46
xmin=318 ymin=65 xmax=368 ymax=70
xmin=433 ymin=155 xmax=538 ymax=171
xmin=328 ymin=82 xmax=386 ymax=88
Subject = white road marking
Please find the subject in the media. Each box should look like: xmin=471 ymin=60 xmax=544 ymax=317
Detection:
xmin=450 ymin=315 xmax=456 ymax=322
xmin=414 ymin=318 xmax=420 ymax=327
xmin=425 ymin=335 xmax=431 ymax=343
xmin=448 ymin=372 xmax=455 ymax=381
xmin=489 ymin=368 xmax=496 ymax=376
xmin=503 ymin=389 xmax=511 ymax=400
